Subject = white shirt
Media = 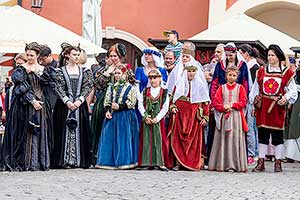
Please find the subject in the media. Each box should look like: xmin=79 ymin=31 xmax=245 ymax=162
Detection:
xmin=137 ymin=87 xmax=169 ymax=122
xmin=249 ymin=65 xmax=298 ymax=104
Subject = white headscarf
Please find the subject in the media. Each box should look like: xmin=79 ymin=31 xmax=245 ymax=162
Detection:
xmin=141 ymin=47 xmax=164 ymax=69
xmin=173 ymin=60 xmax=210 ymax=104
xmin=167 ymin=54 xmax=204 ymax=94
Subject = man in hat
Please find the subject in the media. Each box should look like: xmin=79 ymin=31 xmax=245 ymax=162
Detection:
xmin=163 ymin=30 xmax=183 ymax=64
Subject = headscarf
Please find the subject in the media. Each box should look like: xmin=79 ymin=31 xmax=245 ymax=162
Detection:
xmin=173 ymin=60 xmax=210 ymax=103
xmin=167 ymin=53 xmax=204 ymax=94
xmin=141 ymin=47 xmax=164 ymax=69
xmin=223 ymin=42 xmax=253 ymax=89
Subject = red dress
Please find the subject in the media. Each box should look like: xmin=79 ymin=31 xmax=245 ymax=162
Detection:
xmin=167 ymin=93 xmax=209 ymax=171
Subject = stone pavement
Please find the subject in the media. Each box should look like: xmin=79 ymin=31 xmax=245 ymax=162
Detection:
xmin=0 ymin=162 xmax=299 ymax=200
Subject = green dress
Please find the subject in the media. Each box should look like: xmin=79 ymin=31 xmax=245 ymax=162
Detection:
xmin=138 ymin=87 xmax=168 ymax=167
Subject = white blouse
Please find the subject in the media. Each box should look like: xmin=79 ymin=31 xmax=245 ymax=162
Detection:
xmin=137 ymin=87 xmax=169 ymax=122
xmin=249 ymin=65 xmax=298 ymax=104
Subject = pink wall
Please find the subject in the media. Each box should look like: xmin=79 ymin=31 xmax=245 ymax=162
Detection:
xmin=102 ymin=0 xmax=210 ymax=44
xmin=226 ymin=0 xmax=238 ymax=10
xmin=22 ymin=0 xmax=82 ymax=35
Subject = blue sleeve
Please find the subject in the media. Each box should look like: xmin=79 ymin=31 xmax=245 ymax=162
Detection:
xmin=159 ymin=68 xmax=168 ymax=83
xmin=135 ymin=67 xmax=145 ymax=92
xmin=135 ymin=67 xmax=142 ymax=81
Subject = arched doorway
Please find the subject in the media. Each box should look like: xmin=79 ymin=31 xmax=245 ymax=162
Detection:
xmin=102 ymin=38 xmax=143 ymax=70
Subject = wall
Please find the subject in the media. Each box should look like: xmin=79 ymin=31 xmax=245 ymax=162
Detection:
xmin=101 ymin=0 xmax=210 ymax=44
xmin=226 ymin=0 xmax=238 ymax=10
xmin=21 ymin=0 xmax=82 ymax=35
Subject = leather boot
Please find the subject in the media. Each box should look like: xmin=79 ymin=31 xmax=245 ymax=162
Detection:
xmin=274 ymin=159 xmax=282 ymax=172
xmin=252 ymin=158 xmax=265 ymax=172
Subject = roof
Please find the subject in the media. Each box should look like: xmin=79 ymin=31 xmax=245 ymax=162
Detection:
xmin=189 ymin=14 xmax=300 ymax=55
xmin=0 ymin=5 xmax=106 ymax=54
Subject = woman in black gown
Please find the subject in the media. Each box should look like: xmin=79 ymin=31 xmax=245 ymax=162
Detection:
xmin=51 ymin=43 xmax=93 ymax=169
xmin=2 ymin=42 xmax=55 ymax=171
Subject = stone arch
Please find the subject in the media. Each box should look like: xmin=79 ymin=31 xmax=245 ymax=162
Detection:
xmin=102 ymin=28 xmax=148 ymax=51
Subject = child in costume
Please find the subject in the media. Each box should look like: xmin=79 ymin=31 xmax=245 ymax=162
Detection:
xmin=138 ymin=69 xmax=169 ymax=171
xmin=209 ymin=65 xmax=248 ymax=172
xmin=96 ymin=65 xmax=139 ymax=169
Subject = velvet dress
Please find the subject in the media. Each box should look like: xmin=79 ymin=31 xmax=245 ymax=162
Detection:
xmin=2 ymin=66 xmax=55 ymax=171
xmin=51 ymin=66 xmax=93 ymax=168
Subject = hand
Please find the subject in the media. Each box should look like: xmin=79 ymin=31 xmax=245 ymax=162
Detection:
xmin=277 ymin=96 xmax=287 ymax=106
xmin=32 ymin=100 xmax=43 ymax=111
xmin=200 ymin=119 xmax=207 ymax=126
xmin=224 ymin=104 xmax=232 ymax=112
xmin=145 ymin=116 xmax=152 ymax=125
xmin=66 ymin=101 xmax=76 ymax=111
xmin=151 ymin=118 xmax=158 ymax=124
xmin=73 ymin=100 xmax=82 ymax=108
xmin=105 ymin=111 xmax=112 ymax=119
xmin=111 ymin=102 xmax=119 ymax=110
xmin=105 ymin=66 xmax=116 ymax=76
xmin=251 ymin=109 xmax=256 ymax=117
xmin=171 ymin=107 xmax=178 ymax=114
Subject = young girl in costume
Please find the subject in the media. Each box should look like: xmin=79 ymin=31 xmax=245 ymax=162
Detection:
xmin=208 ymin=66 xmax=248 ymax=172
xmin=168 ymin=61 xmax=210 ymax=171
xmin=138 ymin=69 xmax=169 ymax=171
xmin=96 ymin=65 xmax=139 ymax=169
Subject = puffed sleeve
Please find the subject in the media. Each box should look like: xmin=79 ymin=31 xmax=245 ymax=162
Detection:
xmin=125 ymin=85 xmax=137 ymax=109
xmin=103 ymin=84 xmax=113 ymax=108
xmin=137 ymin=89 xmax=146 ymax=117
xmin=55 ymin=68 xmax=69 ymax=104
xmin=12 ymin=67 xmax=35 ymax=104
xmin=212 ymin=86 xmax=225 ymax=112
xmin=94 ymin=66 xmax=112 ymax=90
xmin=77 ymin=68 xmax=94 ymax=103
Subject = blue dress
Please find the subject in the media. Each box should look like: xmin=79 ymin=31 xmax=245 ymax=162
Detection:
xmin=135 ymin=67 xmax=168 ymax=93
xmin=96 ymin=82 xmax=139 ymax=169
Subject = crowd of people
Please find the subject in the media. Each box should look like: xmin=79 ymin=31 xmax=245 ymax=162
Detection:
xmin=0 ymin=29 xmax=299 ymax=173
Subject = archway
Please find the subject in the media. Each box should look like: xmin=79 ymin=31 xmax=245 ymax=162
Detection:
xmin=102 ymin=28 xmax=148 ymax=69
xmin=227 ymin=0 xmax=300 ymax=40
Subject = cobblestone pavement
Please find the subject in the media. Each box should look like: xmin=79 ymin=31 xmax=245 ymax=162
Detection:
xmin=0 ymin=162 xmax=299 ymax=200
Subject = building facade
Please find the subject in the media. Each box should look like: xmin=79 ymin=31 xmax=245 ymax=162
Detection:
xmin=1 ymin=0 xmax=300 ymax=67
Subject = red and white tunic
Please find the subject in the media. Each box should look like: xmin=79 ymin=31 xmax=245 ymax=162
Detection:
xmin=249 ymin=65 xmax=297 ymax=130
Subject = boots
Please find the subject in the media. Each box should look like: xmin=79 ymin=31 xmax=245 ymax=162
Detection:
xmin=252 ymin=158 xmax=265 ymax=172
xmin=274 ymin=159 xmax=282 ymax=172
